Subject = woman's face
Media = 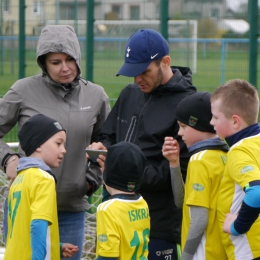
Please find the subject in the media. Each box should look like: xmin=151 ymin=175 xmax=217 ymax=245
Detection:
xmin=45 ymin=52 xmax=78 ymax=84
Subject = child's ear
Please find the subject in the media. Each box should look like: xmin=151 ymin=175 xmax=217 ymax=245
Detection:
xmin=232 ymin=115 xmax=242 ymax=130
xmin=36 ymin=147 xmax=42 ymax=152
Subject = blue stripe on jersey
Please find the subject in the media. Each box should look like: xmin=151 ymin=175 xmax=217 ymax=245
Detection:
xmin=244 ymin=185 xmax=260 ymax=208
xmin=31 ymin=219 xmax=48 ymax=259
xmin=230 ymin=222 xmax=240 ymax=236
xmin=233 ymin=201 xmax=260 ymax=234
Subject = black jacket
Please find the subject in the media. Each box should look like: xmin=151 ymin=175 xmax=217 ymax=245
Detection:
xmin=98 ymin=66 xmax=196 ymax=243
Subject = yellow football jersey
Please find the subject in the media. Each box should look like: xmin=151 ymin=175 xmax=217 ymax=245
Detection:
xmin=217 ymin=134 xmax=260 ymax=260
xmin=4 ymin=167 xmax=60 ymax=260
xmin=96 ymin=194 xmax=150 ymax=259
xmin=182 ymin=149 xmax=228 ymax=260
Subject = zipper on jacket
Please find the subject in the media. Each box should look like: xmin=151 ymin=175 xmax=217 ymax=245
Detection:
xmin=125 ymin=116 xmax=137 ymax=142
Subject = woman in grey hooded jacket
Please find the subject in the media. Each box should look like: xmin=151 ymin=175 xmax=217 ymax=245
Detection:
xmin=0 ymin=25 xmax=110 ymax=259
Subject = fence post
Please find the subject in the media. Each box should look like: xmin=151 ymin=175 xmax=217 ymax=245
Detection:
xmin=160 ymin=0 xmax=168 ymax=40
xmin=248 ymin=0 xmax=258 ymax=88
xmin=74 ymin=0 xmax=78 ymax=35
xmin=0 ymin=0 xmax=3 ymax=75
xmin=221 ymin=40 xmax=226 ymax=84
xmin=86 ymin=0 xmax=94 ymax=81
xmin=19 ymin=0 xmax=26 ymax=79
xmin=55 ymin=0 xmax=59 ymax=24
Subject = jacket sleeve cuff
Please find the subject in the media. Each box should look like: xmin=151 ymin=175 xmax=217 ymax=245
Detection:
xmin=230 ymin=222 xmax=240 ymax=236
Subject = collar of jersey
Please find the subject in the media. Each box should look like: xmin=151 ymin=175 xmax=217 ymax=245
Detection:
xmin=109 ymin=193 xmax=140 ymax=200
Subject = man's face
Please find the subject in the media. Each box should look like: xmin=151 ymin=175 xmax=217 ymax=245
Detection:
xmin=134 ymin=60 xmax=164 ymax=93
xmin=210 ymin=99 xmax=234 ymax=139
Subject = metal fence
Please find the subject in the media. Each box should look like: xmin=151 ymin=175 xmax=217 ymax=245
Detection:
xmin=1 ymin=0 xmax=259 ymax=98
xmin=0 ymin=142 xmax=104 ymax=260
xmin=0 ymin=1 xmax=259 ymax=258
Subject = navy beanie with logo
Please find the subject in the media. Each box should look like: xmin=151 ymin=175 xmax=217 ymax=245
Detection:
xmin=103 ymin=141 xmax=147 ymax=192
xmin=18 ymin=114 xmax=66 ymax=156
xmin=176 ymin=92 xmax=216 ymax=133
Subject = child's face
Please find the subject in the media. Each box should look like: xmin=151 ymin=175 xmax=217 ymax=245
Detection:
xmin=210 ymin=99 xmax=234 ymax=140
xmin=177 ymin=121 xmax=204 ymax=148
xmin=39 ymin=131 xmax=66 ymax=168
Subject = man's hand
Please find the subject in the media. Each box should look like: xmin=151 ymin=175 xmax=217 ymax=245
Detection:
xmin=162 ymin=137 xmax=180 ymax=168
xmin=97 ymin=154 xmax=106 ymax=173
xmin=223 ymin=213 xmax=237 ymax=234
xmin=87 ymin=142 xmax=107 ymax=150
xmin=61 ymin=243 xmax=79 ymax=258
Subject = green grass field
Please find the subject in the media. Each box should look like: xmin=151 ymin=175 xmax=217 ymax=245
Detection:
xmin=1 ymin=48 xmax=257 ymax=97
xmin=1 ymin=47 xmax=259 ymax=142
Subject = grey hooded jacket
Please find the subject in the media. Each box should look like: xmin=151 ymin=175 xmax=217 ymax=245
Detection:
xmin=0 ymin=25 xmax=110 ymax=212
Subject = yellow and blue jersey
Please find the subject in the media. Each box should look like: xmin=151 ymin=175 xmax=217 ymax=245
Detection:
xmin=96 ymin=193 xmax=150 ymax=260
xmin=217 ymin=134 xmax=260 ymax=260
xmin=182 ymin=149 xmax=228 ymax=260
xmin=4 ymin=167 xmax=60 ymax=260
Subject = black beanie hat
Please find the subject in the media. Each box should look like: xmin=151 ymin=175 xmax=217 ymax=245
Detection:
xmin=176 ymin=92 xmax=215 ymax=133
xmin=103 ymin=141 xmax=147 ymax=192
xmin=18 ymin=114 xmax=66 ymax=156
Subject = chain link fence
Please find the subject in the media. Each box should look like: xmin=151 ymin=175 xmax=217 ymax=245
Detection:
xmin=0 ymin=0 xmax=259 ymax=259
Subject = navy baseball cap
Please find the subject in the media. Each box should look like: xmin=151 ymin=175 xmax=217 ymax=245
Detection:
xmin=116 ymin=29 xmax=169 ymax=77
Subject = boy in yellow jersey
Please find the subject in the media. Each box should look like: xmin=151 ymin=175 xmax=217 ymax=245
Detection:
xmin=162 ymin=92 xmax=228 ymax=260
xmin=210 ymin=79 xmax=260 ymax=260
xmin=95 ymin=141 xmax=150 ymax=260
xmin=4 ymin=114 xmax=79 ymax=259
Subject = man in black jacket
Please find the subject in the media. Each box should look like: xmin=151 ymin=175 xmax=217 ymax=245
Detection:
xmin=89 ymin=29 xmax=196 ymax=260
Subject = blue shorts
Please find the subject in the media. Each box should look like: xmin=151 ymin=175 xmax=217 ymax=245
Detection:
xmin=148 ymin=237 xmax=181 ymax=260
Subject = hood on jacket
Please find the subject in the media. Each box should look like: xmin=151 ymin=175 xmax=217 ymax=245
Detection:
xmin=37 ymin=25 xmax=81 ymax=76
xmin=17 ymin=157 xmax=51 ymax=173
xmin=172 ymin=66 xmax=193 ymax=85
xmin=17 ymin=157 xmax=57 ymax=183
xmin=150 ymin=66 xmax=196 ymax=96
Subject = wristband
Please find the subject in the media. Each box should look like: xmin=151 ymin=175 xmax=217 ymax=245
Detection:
xmin=4 ymin=155 xmax=19 ymax=172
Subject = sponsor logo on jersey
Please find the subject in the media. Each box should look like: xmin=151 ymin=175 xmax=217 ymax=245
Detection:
xmin=240 ymin=165 xmax=254 ymax=173
xmin=98 ymin=234 xmax=108 ymax=242
xmin=12 ymin=174 xmax=24 ymax=185
xmin=188 ymin=116 xmax=198 ymax=127
xmin=192 ymin=183 xmax=204 ymax=191
xmin=156 ymin=249 xmax=173 ymax=256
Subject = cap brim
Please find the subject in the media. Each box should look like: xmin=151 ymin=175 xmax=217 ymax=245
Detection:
xmin=116 ymin=61 xmax=152 ymax=77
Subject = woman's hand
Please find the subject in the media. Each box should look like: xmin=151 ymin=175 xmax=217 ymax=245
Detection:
xmin=5 ymin=155 xmax=19 ymax=185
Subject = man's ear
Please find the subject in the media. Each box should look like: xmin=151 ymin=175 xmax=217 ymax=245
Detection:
xmin=162 ymin=55 xmax=171 ymax=68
